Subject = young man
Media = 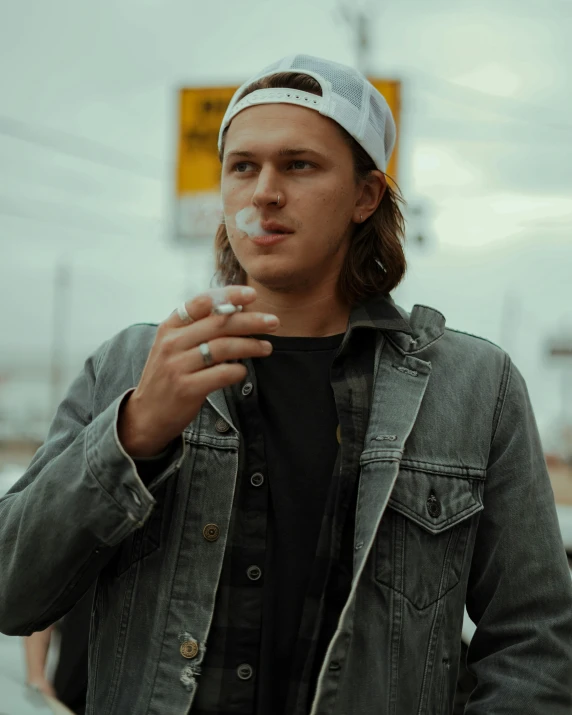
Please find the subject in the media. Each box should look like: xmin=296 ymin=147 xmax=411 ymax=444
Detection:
xmin=1 ymin=55 xmax=571 ymax=715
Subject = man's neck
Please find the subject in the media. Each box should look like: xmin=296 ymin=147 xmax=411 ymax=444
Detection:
xmin=246 ymin=283 xmax=350 ymax=337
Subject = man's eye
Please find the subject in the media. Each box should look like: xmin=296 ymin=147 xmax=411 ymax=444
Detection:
xmin=233 ymin=162 xmax=254 ymax=173
xmin=290 ymin=160 xmax=313 ymax=170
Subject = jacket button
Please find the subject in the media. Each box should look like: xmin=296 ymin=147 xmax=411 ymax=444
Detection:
xmin=241 ymin=382 xmax=253 ymax=396
xmin=426 ymin=491 xmax=442 ymax=518
xmin=247 ymin=565 xmax=262 ymax=581
xmin=237 ymin=663 xmax=253 ymax=680
xmin=203 ymin=524 xmax=220 ymax=542
xmin=215 ymin=418 xmax=230 ymax=433
xmin=180 ymin=640 xmax=199 ymax=659
xmin=250 ymin=472 xmax=264 ymax=487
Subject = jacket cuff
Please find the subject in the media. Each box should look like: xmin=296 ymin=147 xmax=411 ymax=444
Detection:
xmin=84 ymin=390 xmax=161 ymax=544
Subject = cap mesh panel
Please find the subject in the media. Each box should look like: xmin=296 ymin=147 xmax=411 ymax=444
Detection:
xmin=290 ymin=55 xmax=365 ymax=111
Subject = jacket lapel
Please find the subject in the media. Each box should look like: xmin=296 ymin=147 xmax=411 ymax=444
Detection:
xmin=353 ymin=333 xmax=432 ymax=577
xmin=352 ymin=303 xmax=446 ymax=579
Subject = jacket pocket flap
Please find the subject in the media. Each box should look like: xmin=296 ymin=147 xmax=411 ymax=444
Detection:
xmin=388 ymin=468 xmax=483 ymax=535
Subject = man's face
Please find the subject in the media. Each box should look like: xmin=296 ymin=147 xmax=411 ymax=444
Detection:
xmin=221 ymin=103 xmax=363 ymax=294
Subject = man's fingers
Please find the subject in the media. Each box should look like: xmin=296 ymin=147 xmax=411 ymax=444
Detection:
xmin=174 ymin=336 xmax=272 ymax=374
xmin=172 ymin=312 xmax=279 ymax=352
xmin=185 ymin=362 xmax=249 ymax=398
xmin=165 ymin=286 xmax=257 ymax=328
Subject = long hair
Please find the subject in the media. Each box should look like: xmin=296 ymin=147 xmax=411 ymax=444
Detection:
xmin=214 ymin=72 xmax=407 ymax=304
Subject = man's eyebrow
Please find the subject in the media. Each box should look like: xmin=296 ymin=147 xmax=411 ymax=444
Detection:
xmin=225 ymin=150 xmax=255 ymax=158
xmin=225 ymin=148 xmax=325 ymax=159
xmin=277 ymin=147 xmax=323 ymax=157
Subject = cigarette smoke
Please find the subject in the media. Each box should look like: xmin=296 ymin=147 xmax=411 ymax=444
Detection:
xmin=235 ymin=207 xmax=272 ymax=238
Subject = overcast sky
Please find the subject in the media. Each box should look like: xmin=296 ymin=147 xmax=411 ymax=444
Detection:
xmin=0 ymin=0 xmax=571 ymax=437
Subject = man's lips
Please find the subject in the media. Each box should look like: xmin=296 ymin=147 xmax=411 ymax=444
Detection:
xmin=246 ymin=219 xmax=295 ymax=245
xmin=259 ymin=220 xmax=294 ymax=234
xmin=249 ymin=232 xmax=292 ymax=246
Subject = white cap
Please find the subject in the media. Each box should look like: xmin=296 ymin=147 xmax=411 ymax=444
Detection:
xmin=218 ymin=54 xmax=396 ymax=173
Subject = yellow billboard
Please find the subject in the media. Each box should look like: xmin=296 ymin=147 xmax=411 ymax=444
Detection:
xmin=369 ymin=79 xmax=400 ymax=184
xmin=175 ymin=80 xmax=401 ymax=241
xmin=177 ymin=86 xmax=237 ymax=194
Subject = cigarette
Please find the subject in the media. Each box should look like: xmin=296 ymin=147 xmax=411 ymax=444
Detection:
xmin=212 ymin=303 xmax=243 ymax=316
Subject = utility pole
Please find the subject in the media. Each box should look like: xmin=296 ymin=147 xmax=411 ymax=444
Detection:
xmin=337 ymin=0 xmax=430 ymax=315
xmin=356 ymin=10 xmax=370 ymax=75
xmin=50 ymin=261 xmax=71 ymax=418
xmin=499 ymin=291 xmax=521 ymax=358
xmin=338 ymin=1 xmax=374 ymax=74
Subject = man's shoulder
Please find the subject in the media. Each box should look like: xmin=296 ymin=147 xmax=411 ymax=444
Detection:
xmin=93 ymin=322 xmax=160 ymax=381
xmin=394 ymin=305 xmax=514 ymax=436
xmin=442 ymin=324 xmax=506 ymax=361
xmin=394 ymin=301 xmax=508 ymax=367
xmin=437 ymin=325 xmax=510 ymax=398
xmin=102 ymin=322 xmax=160 ymax=357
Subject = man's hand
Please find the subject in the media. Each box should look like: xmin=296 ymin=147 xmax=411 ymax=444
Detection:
xmin=27 ymin=675 xmax=57 ymax=699
xmin=118 ymin=286 xmax=279 ymax=458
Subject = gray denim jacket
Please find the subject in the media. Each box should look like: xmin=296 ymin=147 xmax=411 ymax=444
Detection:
xmin=1 ymin=303 xmax=571 ymax=715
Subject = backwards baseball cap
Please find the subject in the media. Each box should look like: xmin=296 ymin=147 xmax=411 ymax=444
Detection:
xmin=218 ymin=54 xmax=396 ymax=173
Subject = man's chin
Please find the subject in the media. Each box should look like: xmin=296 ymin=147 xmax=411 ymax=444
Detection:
xmin=243 ymin=263 xmax=311 ymax=294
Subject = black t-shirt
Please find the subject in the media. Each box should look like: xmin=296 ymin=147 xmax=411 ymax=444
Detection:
xmin=253 ymin=332 xmax=344 ymax=714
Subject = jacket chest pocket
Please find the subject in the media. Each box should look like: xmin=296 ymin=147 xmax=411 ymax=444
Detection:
xmin=375 ymin=467 xmax=483 ymax=610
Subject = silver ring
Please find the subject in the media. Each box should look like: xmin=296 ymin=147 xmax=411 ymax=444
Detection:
xmin=199 ymin=342 xmax=214 ymax=367
xmin=176 ymin=302 xmax=194 ymax=324
xmin=276 ymin=194 xmax=280 ymax=207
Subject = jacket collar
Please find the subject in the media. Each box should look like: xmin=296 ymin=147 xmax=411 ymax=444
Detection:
xmin=207 ymin=294 xmax=446 ymax=428
xmin=348 ymin=293 xmax=446 ymax=355
xmin=348 ymin=292 xmax=412 ymax=334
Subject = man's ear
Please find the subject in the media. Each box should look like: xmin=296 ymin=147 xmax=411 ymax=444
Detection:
xmin=353 ymin=171 xmax=387 ymax=223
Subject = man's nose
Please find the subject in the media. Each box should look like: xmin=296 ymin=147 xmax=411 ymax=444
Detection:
xmin=252 ymin=167 xmax=282 ymax=209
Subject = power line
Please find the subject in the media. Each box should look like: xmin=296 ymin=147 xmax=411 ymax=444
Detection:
xmin=0 ymin=153 xmax=175 ymax=218
xmin=0 ymin=165 xmax=168 ymax=213
xmin=0 ymin=193 xmax=163 ymax=239
xmin=0 ymin=190 xmax=163 ymax=225
xmin=403 ymin=119 xmax=572 ymax=146
xmin=409 ymin=70 xmax=572 ymax=134
xmin=0 ymin=187 xmax=162 ymax=226
xmin=0 ymin=114 xmax=168 ymax=181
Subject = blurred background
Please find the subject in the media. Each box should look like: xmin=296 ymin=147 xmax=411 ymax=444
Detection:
xmin=0 ymin=0 xmax=571 ymax=709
